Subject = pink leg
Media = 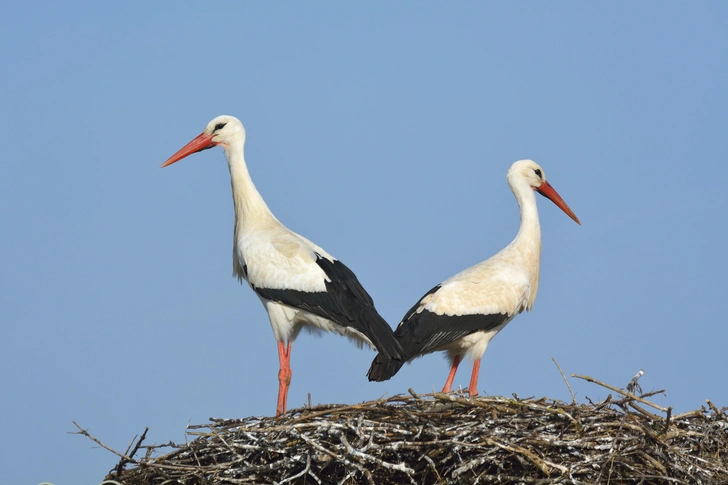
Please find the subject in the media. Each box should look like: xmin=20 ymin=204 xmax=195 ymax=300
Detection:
xmin=442 ymin=355 xmax=462 ymax=392
xmin=276 ymin=340 xmax=292 ymax=416
xmin=468 ymin=359 xmax=481 ymax=396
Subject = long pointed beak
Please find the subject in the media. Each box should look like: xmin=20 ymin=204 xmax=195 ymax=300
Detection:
xmin=161 ymin=133 xmax=216 ymax=168
xmin=536 ymin=181 xmax=581 ymax=225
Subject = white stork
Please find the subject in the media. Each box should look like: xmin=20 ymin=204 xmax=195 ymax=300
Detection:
xmin=368 ymin=160 xmax=580 ymax=395
xmin=162 ymin=115 xmax=403 ymax=415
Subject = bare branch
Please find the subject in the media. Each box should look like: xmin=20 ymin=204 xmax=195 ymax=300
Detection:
xmin=71 ymin=421 xmax=136 ymax=464
xmin=571 ymin=374 xmax=669 ymax=412
xmin=552 ymin=357 xmax=576 ymax=404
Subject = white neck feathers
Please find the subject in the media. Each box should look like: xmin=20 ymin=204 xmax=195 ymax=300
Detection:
xmin=507 ymin=176 xmax=542 ymax=310
xmin=223 ymin=138 xmax=277 ymax=235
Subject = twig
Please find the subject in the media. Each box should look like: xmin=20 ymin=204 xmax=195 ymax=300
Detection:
xmin=115 ymin=427 xmax=148 ymax=478
xmin=552 ymin=357 xmax=576 ymax=404
xmin=640 ymin=389 xmax=666 ymax=399
xmin=122 ymin=434 xmax=137 ymax=458
xmin=627 ymin=401 xmax=663 ymax=421
xmin=662 ymin=406 xmax=673 ymax=435
xmin=706 ymin=399 xmax=724 ymax=417
xmin=336 ymin=430 xmax=416 ymax=479
xmin=435 ymin=392 xmax=579 ymax=425
xmin=297 ymin=432 xmax=374 ymax=485
xmin=71 ymin=421 xmax=136 ymax=463
xmin=483 ymin=436 xmax=567 ymax=475
xmin=571 ymin=374 xmax=668 ymax=412
xmin=278 ymin=454 xmax=313 ymax=485
xmin=672 ymin=409 xmax=705 ymax=420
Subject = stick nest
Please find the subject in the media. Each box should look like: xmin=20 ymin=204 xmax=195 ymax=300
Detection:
xmin=88 ymin=376 xmax=728 ymax=485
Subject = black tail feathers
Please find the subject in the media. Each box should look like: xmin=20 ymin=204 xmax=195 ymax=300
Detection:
xmin=367 ymin=352 xmax=406 ymax=382
xmin=371 ymin=331 xmax=405 ymax=362
xmin=362 ymin=310 xmax=405 ymax=362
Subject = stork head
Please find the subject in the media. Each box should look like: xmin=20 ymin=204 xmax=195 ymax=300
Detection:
xmin=508 ymin=160 xmax=580 ymax=225
xmin=161 ymin=115 xmax=245 ymax=168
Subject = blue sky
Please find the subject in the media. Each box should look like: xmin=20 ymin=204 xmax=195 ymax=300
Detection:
xmin=2 ymin=3 xmax=727 ymax=484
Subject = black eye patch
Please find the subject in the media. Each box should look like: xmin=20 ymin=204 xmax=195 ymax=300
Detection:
xmin=214 ymin=122 xmax=227 ymax=131
xmin=534 ymin=169 xmax=542 ymax=178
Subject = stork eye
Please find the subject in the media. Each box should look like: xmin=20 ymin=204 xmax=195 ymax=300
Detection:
xmin=534 ymin=169 xmax=542 ymax=178
xmin=214 ymin=123 xmax=227 ymax=131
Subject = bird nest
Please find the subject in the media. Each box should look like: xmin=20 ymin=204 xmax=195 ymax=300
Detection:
xmin=82 ymin=374 xmax=728 ymax=485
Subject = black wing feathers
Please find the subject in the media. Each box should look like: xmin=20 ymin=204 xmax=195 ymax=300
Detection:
xmin=401 ymin=310 xmax=508 ymax=356
xmin=315 ymin=255 xmax=375 ymax=311
xmin=396 ymin=284 xmax=440 ymax=330
xmin=368 ymin=284 xmax=509 ymax=382
xmin=252 ymin=254 xmax=403 ymax=361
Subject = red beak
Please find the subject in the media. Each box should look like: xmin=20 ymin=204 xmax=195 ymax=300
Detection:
xmin=536 ymin=181 xmax=581 ymax=225
xmin=161 ymin=132 xmax=216 ymax=168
